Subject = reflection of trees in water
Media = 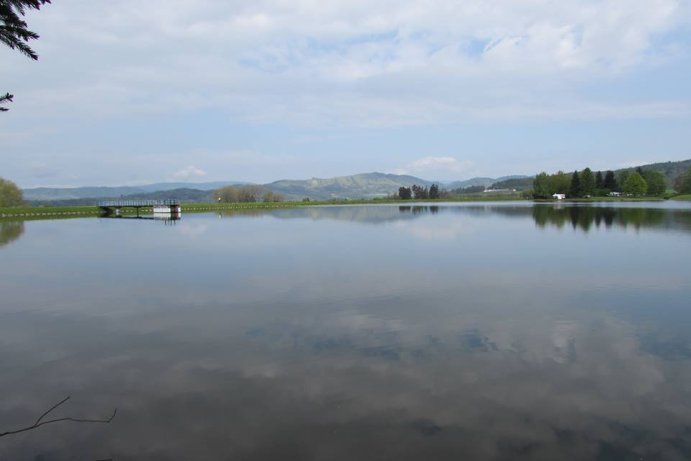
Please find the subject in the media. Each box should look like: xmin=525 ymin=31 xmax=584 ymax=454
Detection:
xmin=398 ymin=204 xmax=691 ymax=234
xmin=216 ymin=209 xmax=268 ymax=219
xmin=399 ymin=205 xmax=439 ymax=214
xmin=0 ymin=221 xmax=24 ymax=247
xmin=217 ymin=204 xmax=691 ymax=233
xmin=274 ymin=206 xmax=415 ymax=224
xmin=531 ymin=206 xmax=691 ymax=233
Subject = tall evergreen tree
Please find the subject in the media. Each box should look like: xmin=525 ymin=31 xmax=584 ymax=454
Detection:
xmin=595 ymin=171 xmax=604 ymax=190
xmin=603 ymin=171 xmax=618 ymax=192
xmin=429 ymin=183 xmax=440 ymax=199
xmin=1 ymin=0 xmax=51 ymax=111
xmin=580 ymin=168 xmax=596 ymax=197
xmin=569 ymin=171 xmax=581 ymax=198
xmin=412 ymin=184 xmax=428 ymax=199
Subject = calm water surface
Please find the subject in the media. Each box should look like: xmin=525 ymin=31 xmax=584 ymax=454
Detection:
xmin=1 ymin=202 xmax=691 ymax=460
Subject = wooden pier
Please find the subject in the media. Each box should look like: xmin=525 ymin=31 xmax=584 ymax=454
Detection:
xmin=98 ymin=199 xmax=181 ymax=218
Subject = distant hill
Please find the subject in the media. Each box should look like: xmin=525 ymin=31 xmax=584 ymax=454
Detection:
xmin=23 ymin=173 xmax=433 ymax=202
xmin=489 ymin=177 xmax=534 ymax=190
xmin=23 ymin=181 xmax=245 ymax=201
xmin=20 ymin=160 xmax=690 ymax=202
xmin=120 ymin=188 xmax=213 ymax=202
xmin=444 ymin=177 xmax=496 ymax=190
xmin=615 ymin=159 xmax=691 ymax=186
xmin=28 ymin=188 xmax=214 ymax=206
xmin=25 ymin=186 xmax=147 ymax=201
xmin=264 ymin=172 xmax=433 ymax=200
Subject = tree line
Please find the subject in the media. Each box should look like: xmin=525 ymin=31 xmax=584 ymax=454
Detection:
xmin=532 ymin=167 xmax=672 ymax=199
xmin=398 ymin=184 xmax=440 ymax=200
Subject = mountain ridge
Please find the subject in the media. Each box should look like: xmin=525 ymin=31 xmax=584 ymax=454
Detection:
xmin=21 ymin=158 xmax=691 ymax=202
xmin=22 ymin=173 xmax=512 ymax=202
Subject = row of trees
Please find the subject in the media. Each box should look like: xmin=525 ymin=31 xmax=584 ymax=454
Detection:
xmin=0 ymin=178 xmax=24 ymax=207
xmin=533 ymin=167 xmax=668 ymax=199
xmin=214 ymin=185 xmax=284 ymax=203
xmin=398 ymin=184 xmax=440 ymax=200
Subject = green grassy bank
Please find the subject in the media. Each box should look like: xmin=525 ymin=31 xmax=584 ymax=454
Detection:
xmin=0 ymin=195 xmax=526 ymax=219
xmin=0 ymin=202 xmax=300 ymax=219
xmin=3 ymin=193 xmax=685 ymax=220
xmin=0 ymin=205 xmax=102 ymax=219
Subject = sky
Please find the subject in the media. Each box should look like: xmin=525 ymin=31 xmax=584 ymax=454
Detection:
xmin=2 ymin=0 xmax=691 ymax=187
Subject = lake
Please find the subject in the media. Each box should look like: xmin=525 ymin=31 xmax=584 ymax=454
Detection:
xmin=1 ymin=202 xmax=691 ymax=460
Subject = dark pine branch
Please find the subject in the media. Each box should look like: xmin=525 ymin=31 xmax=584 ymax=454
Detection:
xmin=0 ymin=92 xmax=13 ymax=111
xmin=1 ymin=0 xmax=51 ymax=110
xmin=0 ymin=0 xmax=50 ymax=59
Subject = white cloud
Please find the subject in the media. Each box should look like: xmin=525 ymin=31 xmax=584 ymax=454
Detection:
xmin=171 ymin=165 xmax=207 ymax=180
xmin=391 ymin=219 xmax=475 ymax=240
xmin=178 ymin=223 xmax=209 ymax=239
xmin=3 ymin=0 xmax=691 ymax=187
xmin=3 ymin=0 xmax=688 ymax=125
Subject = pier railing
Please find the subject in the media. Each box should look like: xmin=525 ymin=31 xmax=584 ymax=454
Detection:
xmin=98 ymin=199 xmax=181 ymax=207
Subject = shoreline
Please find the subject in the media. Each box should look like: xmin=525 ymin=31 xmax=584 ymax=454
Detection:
xmin=0 ymin=196 xmax=524 ymax=219
xmin=1 ymin=195 xmax=686 ymax=220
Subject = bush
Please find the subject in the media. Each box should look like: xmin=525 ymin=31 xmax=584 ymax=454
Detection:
xmin=0 ymin=178 xmax=23 ymax=207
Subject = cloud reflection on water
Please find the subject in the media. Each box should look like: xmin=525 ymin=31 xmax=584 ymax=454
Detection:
xmin=1 ymin=203 xmax=691 ymax=459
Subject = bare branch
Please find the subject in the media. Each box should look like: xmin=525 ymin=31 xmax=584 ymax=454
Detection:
xmin=0 ymin=396 xmax=117 ymax=438
xmin=34 ymin=395 xmax=70 ymax=426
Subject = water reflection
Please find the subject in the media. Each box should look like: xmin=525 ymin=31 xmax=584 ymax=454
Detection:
xmin=530 ymin=205 xmax=691 ymax=233
xmin=100 ymin=214 xmax=181 ymax=224
xmin=1 ymin=204 xmax=691 ymax=459
xmin=399 ymin=205 xmax=440 ymax=214
xmin=219 ymin=205 xmax=420 ymax=224
xmin=0 ymin=221 xmax=24 ymax=248
xmin=215 ymin=203 xmax=691 ymax=234
xmin=2 ymin=298 xmax=690 ymax=459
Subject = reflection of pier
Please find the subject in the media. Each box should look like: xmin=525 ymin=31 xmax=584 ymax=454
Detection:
xmin=104 ymin=215 xmax=180 ymax=225
xmin=98 ymin=200 xmax=181 ymax=220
